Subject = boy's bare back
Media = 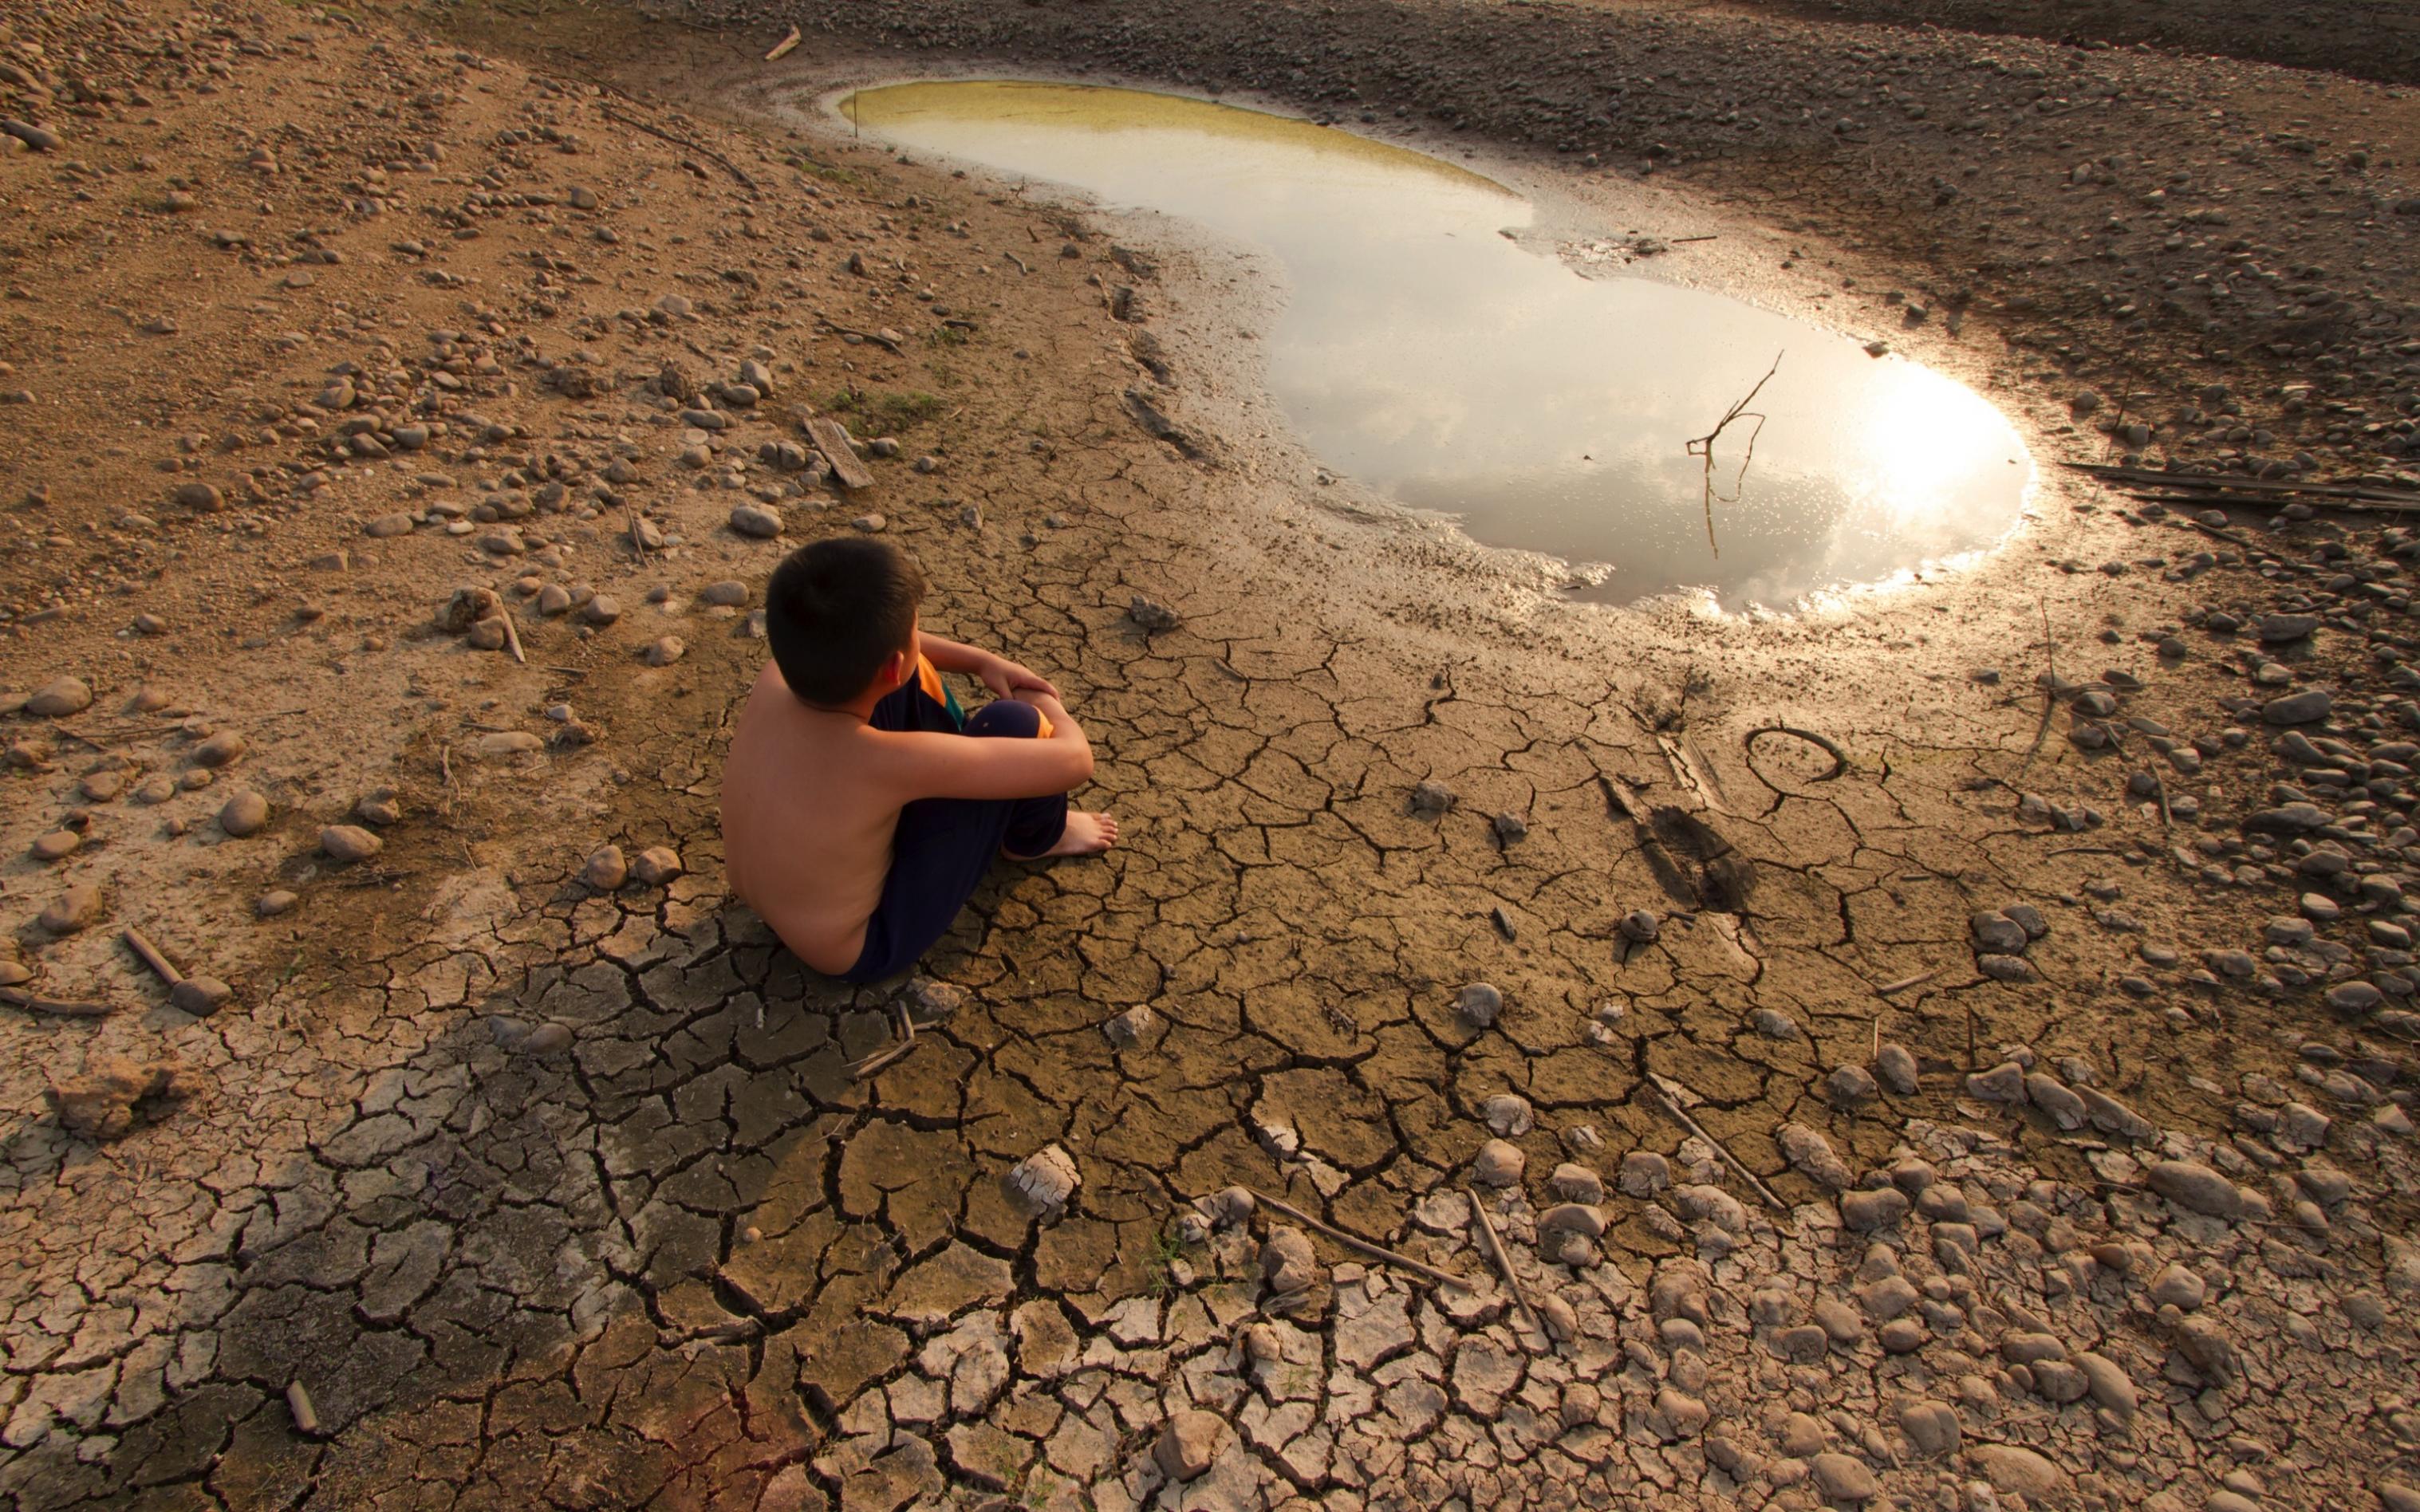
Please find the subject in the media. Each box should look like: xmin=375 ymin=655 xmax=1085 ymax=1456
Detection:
xmin=722 ymin=661 xmax=907 ymax=975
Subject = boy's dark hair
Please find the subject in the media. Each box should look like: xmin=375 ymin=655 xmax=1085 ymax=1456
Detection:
xmin=764 ymin=537 xmax=927 ymax=705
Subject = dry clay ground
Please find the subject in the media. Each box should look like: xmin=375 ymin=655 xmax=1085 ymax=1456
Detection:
xmin=0 ymin=1 xmax=2417 ymax=1510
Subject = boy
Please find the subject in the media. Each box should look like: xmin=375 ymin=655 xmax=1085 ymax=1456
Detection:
xmin=720 ymin=537 xmax=1117 ymax=982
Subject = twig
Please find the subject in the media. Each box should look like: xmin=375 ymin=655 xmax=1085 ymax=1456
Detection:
xmin=498 ymin=608 xmax=526 ymax=667
xmin=1671 ymin=234 xmax=1720 ymax=244
xmin=816 ymin=319 xmax=903 ymax=355
xmin=625 ymin=505 xmax=649 ymax=564
xmin=849 ymin=1001 xmax=918 ymax=1080
xmin=1874 ymin=968 xmax=1937 ymax=996
xmin=1742 ymin=724 xmax=1849 ymax=783
xmin=1463 ymin=1185 xmax=1543 ymax=1338
xmin=1685 ymin=351 xmax=1782 ymax=557
xmin=598 ymin=104 xmax=758 ymax=193
xmin=0 ymin=986 xmax=112 ymax=1017
xmin=763 ymin=23 xmax=801 ymax=61
xmin=122 ymin=927 xmax=184 ymax=987
xmin=1643 ymin=1073 xmax=1787 ymax=1211
xmin=1247 ymin=1188 xmax=1473 ymax=1291
xmin=1003 ymin=252 xmax=1031 ymax=274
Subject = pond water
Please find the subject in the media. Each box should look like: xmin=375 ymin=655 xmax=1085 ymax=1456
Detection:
xmin=841 ymin=81 xmax=2032 ymax=609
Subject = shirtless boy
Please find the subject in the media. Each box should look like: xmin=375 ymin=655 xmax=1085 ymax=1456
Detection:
xmin=720 ymin=537 xmax=1117 ymax=982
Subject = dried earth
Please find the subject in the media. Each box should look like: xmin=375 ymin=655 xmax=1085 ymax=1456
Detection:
xmin=0 ymin=1 xmax=2417 ymax=1510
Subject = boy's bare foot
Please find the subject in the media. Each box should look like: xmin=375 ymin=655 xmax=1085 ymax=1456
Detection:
xmin=1011 ymin=810 xmax=1118 ymax=860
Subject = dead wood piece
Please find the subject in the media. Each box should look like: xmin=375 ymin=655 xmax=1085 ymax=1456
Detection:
xmin=498 ymin=608 xmax=526 ymax=666
xmin=763 ymin=23 xmax=801 ymax=60
xmin=1685 ymin=351 xmax=1782 ymax=556
xmin=849 ymin=1002 xmax=918 ymax=1081
xmin=1246 ymin=1188 xmax=1472 ymax=1291
xmin=1463 ymin=1184 xmax=1544 ymax=1341
xmin=1742 ymin=724 xmax=1849 ymax=783
xmin=1 ymin=986 xmax=112 ymax=1017
xmin=1874 ymin=968 xmax=1937 ymax=996
xmin=805 ymin=416 xmax=877 ymax=491
xmin=1644 ymin=1073 xmax=1787 ymax=1211
xmin=122 ymin=927 xmax=184 ymax=986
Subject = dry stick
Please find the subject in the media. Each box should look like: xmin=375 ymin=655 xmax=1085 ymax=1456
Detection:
xmin=122 ymin=927 xmax=183 ymax=987
xmin=0 ymin=986 xmax=111 ymax=1017
xmin=1874 ymin=968 xmax=1938 ymax=996
xmin=1644 ymin=1075 xmax=1787 ymax=1212
xmin=1463 ymin=1185 xmax=1544 ymax=1338
xmin=597 ymin=104 xmax=758 ymax=193
xmin=849 ymin=1002 xmax=918 ymax=1080
xmin=817 ymin=319 xmax=904 ymax=356
xmin=1004 ymin=251 xmax=1031 ymax=274
xmin=1685 ymin=351 xmax=1783 ymax=557
xmin=1247 ymin=1188 xmax=1473 ymax=1292
xmin=498 ymin=608 xmax=526 ymax=667
xmin=763 ymin=23 xmax=802 ymax=61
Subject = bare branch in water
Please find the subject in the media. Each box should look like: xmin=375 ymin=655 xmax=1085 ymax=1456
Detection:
xmin=1685 ymin=352 xmax=1783 ymax=557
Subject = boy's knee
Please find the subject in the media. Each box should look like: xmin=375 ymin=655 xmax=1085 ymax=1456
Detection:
xmin=965 ymin=700 xmax=1042 ymax=739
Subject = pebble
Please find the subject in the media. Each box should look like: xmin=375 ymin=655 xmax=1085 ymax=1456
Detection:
xmin=191 ymin=730 xmax=246 ymax=768
xmin=730 ymin=504 xmax=783 ymax=538
xmin=30 ymin=831 xmax=79 ymax=862
xmin=1456 ymin=981 xmax=1501 ymax=1027
xmin=255 ymin=890 xmax=298 ymax=918
xmin=25 ymin=677 xmax=93 ymax=718
xmin=700 ymin=580 xmax=750 ymax=607
xmin=583 ymin=845 xmax=627 ymax=890
xmin=1619 ymin=908 xmax=1661 ymax=943
xmin=1483 ymin=1093 xmax=1534 ymax=1136
xmin=37 ymin=884 xmax=103 ymax=934
xmin=170 ymin=978 xmax=233 ymax=1016
xmin=320 ymin=825 xmax=383 ymax=863
xmin=1128 ymin=594 xmax=1182 ymax=632
xmin=1007 ymin=1144 xmax=1080 ymax=1210
xmin=583 ymin=595 xmax=622 ymax=626
xmin=2147 ymin=1160 xmax=2242 ymax=1219
xmin=1472 ymin=1138 xmax=1525 ymax=1186
xmin=1410 ymin=778 xmax=1455 ymax=814
xmin=2263 ymin=689 xmax=2333 ymax=725
xmin=1492 ymin=811 xmax=1528 ymax=845
xmin=1811 ymin=1453 xmax=1880 ymax=1503
xmin=1618 ymin=1150 xmax=1669 ymax=1197
xmin=218 ymin=788 xmax=272 ymax=837
xmin=1826 ymin=1063 xmax=1879 ymax=1106
xmin=1102 ymin=1005 xmax=1154 ymax=1046
xmin=641 ymin=636 xmax=685 ymax=667
xmin=632 ymin=846 xmax=684 ymax=885
xmin=1876 ymin=1042 xmax=1919 ymax=1095
xmin=1153 ymin=1408 xmax=1224 ymax=1482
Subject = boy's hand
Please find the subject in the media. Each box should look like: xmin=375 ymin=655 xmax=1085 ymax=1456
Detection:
xmin=979 ymin=654 xmax=1060 ymax=702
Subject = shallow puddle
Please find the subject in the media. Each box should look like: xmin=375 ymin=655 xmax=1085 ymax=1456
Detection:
xmin=843 ymin=81 xmax=2032 ymax=608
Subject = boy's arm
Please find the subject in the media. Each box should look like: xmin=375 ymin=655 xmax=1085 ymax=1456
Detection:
xmin=880 ymin=692 xmax=1094 ymax=801
xmin=917 ymin=631 xmax=1060 ymax=699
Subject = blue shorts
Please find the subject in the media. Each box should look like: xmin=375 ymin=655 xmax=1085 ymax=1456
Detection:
xmin=841 ymin=671 xmax=1070 ymax=982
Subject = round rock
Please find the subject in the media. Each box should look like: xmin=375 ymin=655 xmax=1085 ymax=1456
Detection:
xmin=217 ymin=789 xmax=269 ymax=838
xmin=319 ymin=825 xmax=384 ymax=863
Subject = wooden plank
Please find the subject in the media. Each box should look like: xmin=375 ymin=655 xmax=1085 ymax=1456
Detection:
xmin=805 ymin=417 xmax=875 ymax=491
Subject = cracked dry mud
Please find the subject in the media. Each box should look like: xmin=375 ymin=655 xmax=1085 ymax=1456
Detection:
xmin=2 ymin=1 xmax=2418 ymax=1510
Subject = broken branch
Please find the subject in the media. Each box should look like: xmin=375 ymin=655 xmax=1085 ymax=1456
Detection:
xmin=1247 ymin=1188 xmax=1472 ymax=1292
xmin=122 ymin=927 xmax=184 ymax=987
xmin=1685 ymin=351 xmax=1782 ymax=557
xmin=1644 ymin=1073 xmax=1787 ymax=1211
xmin=0 ymin=986 xmax=112 ymax=1017
xmin=1463 ymin=1184 xmax=1544 ymax=1339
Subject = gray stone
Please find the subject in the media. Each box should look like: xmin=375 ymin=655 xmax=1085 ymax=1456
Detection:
xmin=2147 ymin=1161 xmax=2241 ymax=1219
xmin=2264 ymin=689 xmax=2334 ymax=725
xmin=1153 ymin=1409 xmax=1224 ymax=1482
xmin=320 ymin=825 xmax=383 ymax=862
